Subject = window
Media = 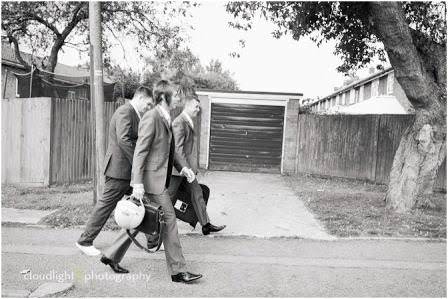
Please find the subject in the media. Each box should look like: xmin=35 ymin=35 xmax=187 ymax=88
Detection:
xmin=363 ymin=82 xmax=372 ymax=101
xmin=378 ymin=76 xmax=387 ymax=95
xmin=355 ymin=87 xmax=360 ymax=103
xmin=344 ymin=92 xmax=350 ymax=105
xmin=68 ymin=90 xmax=76 ymax=100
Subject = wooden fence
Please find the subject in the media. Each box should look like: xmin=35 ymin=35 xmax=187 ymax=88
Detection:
xmin=2 ymin=98 xmax=52 ymax=185
xmin=50 ymin=98 xmax=120 ymax=184
xmin=296 ymin=114 xmax=446 ymax=190
xmin=49 ymin=100 xmax=196 ymax=184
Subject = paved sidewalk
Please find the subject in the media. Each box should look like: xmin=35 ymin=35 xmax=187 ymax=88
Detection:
xmin=1 ymin=208 xmax=57 ymax=224
xmin=1 ymin=226 xmax=446 ymax=297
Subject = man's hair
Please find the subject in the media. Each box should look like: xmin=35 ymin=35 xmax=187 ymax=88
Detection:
xmin=185 ymin=93 xmax=200 ymax=105
xmin=133 ymin=85 xmax=152 ymax=99
xmin=153 ymin=80 xmax=173 ymax=105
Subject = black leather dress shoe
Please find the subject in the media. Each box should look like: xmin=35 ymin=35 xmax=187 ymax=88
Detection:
xmin=100 ymin=256 xmax=129 ymax=274
xmin=202 ymin=223 xmax=226 ymax=235
xmin=171 ymin=272 xmax=202 ymax=283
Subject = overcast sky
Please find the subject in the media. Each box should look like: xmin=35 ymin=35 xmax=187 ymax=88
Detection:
xmin=58 ymin=2 xmax=382 ymax=99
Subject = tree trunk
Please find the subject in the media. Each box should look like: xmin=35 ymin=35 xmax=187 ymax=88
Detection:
xmin=368 ymin=2 xmax=447 ymax=212
xmin=386 ymin=107 xmax=446 ymax=212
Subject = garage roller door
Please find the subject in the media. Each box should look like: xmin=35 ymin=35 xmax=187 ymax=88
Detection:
xmin=209 ymin=103 xmax=285 ymax=173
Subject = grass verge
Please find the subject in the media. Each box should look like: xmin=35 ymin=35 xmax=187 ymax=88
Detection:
xmin=1 ymin=183 xmax=120 ymax=230
xmin=286 ymin=174 xmax=446 ymax=239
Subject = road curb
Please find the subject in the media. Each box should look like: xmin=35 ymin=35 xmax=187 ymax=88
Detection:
xmin=29 ymin=282 xmax=74 ymax=298
xmin=2 ymin=289 xmax=31 ymax=298
xmin=3 ymin=223 xmax=445 ymax=242
xmin=336 ymin=236 xmax=446 ymax=242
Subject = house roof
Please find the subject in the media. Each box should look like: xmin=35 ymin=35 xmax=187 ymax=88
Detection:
xmin=197 ymin=89 xmax=303 ymax=97
xmin=1 ymin=40 xmax=114 ymax=84
xmin=312 ymin=66 xmax=394 ymax=105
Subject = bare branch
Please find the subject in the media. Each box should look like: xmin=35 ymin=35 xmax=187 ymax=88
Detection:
xmin=5 ymin=33 xmax=31 ymax=69
xmin=104 ymin=23 xmax=127 ymax=62
xmin=21 ymin=12 xmax=61 ymax=36
xmin=60 ymin=3 xmax=88 ymax=39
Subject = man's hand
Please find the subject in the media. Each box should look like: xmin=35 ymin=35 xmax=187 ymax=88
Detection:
xmin=132 ymin=184 xmax=145 ymax=200
xmin=181 ymin=167 xmax=196 ymax=183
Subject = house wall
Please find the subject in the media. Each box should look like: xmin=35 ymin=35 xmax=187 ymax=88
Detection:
xmin=1 ymin=65 xmax=24 ymax=99
xmin=312 ymin=71 xmax=415 ymax=114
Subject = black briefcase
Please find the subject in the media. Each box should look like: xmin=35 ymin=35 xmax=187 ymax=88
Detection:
xmin=126 ymin=195 xmax=164 ymax=253
xmin=172 ymin=179 xmax=209 ymax=228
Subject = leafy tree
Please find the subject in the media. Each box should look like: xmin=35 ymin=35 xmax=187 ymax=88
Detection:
xmin=141 ymin=48 xmax=239 ymax=98
xmin=227 ymin=1 xmax=446 ymax=212
xmin=1 ymin=1 xmax=195 ymax=73
xmin=107 ymin=65 xmax=141 ymax=101
xmin=195 ymin=60 xmax=239 ymax=90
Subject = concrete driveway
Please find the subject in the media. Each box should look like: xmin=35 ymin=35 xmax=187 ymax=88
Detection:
xmin=177 ymin=171 xmax=333 ymax=240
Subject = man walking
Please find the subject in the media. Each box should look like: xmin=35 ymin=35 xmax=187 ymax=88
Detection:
xmin=103 ymin=80 xmax=202 ymax=283
xmin=75 ymin=86 xmax=153 ymax=265
xmin=168 ymin=94 xmax=226 ymax=235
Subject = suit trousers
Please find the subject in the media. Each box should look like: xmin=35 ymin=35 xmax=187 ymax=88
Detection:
xmin=78 ymin=177 xmax=131 ymax=246
xmin=168 ymin=176 xmax=210 ymax=226
xmin=102 ymin=188 xmax=187 ymax=275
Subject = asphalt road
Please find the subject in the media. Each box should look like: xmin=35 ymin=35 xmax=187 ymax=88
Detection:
xmin=1 ymin=226 xmax=446 ymax=297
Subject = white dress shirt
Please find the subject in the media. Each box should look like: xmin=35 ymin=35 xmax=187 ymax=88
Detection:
xmin=130 ymin=101 xmax=141 ymax=120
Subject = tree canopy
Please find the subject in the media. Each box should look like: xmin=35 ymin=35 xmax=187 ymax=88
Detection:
xmin=141 ymin=48 xmax=239 ymax=97
xmin=109 ymin=48 xmax=238 ymax=101
xmin=226 ymin=2 xmax=445 ymax=73
xmin=1 ymin=1 xmax=196 ymax=72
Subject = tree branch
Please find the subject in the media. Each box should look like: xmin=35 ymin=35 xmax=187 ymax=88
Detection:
xmin=47 ymin=3 xmax=88 ymax=72
xmin=60 ymin=3 xmax=87 ymax=39
xmin=21 ymin=12 xmax=61 ymax=36
xmin=5 ymin=33 xmax=31 ymax=69
xmin=410 ymin=28 xmax=446 ymax=87
xmin=368 ymin=2 xmax=439 ymax=109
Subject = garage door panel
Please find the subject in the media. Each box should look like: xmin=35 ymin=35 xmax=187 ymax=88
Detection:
xmin=213 ymin=139 xmax=281 ymax=150
xmin=212 ymin=104 xmax=285 ymax=114
xmin=211 ymin=124 xmax=283 ymax=132
xmin=210 ymin=155 xmax=282 ymax=164
xmin=210 ymin=131 xmax=283 ymax=140
xmin=210 ymin=147 xmax=282 ymax=157
xmin=209 ymin=103 xmax=284 ymax=173
xmin=212 ymin=118 xmax=285 ymax=126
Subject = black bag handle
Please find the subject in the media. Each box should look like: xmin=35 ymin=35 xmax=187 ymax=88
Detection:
xmin=126 ymin=223 xmax=164 ymax=253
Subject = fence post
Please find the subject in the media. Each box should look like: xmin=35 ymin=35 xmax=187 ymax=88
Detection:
xmin=371 ymin=115 xmax=381 ymax=182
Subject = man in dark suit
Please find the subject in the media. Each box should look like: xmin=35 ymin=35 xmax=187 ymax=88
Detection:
xmin=168 ymin=95 xmax=226 ymax=235
xmin=75 ymin=86 xmax=153 ymax=267
xmin=103 ymin=80 xmax=202 ymax=283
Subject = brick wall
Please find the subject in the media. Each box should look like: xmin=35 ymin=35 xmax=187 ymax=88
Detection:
xmin=198 ymin=94 xmax=210 ymax=169
xmin=283 ymin=98 xmax=300 ymax=174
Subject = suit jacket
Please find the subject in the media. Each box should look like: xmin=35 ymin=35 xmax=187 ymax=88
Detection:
xmin=103 ymin=103 xmax=140 ymax=180
xmin=172 ymin=113 xmax=198 ymax=176
xmin=131 ymin=106 xmax=182 ymax=195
